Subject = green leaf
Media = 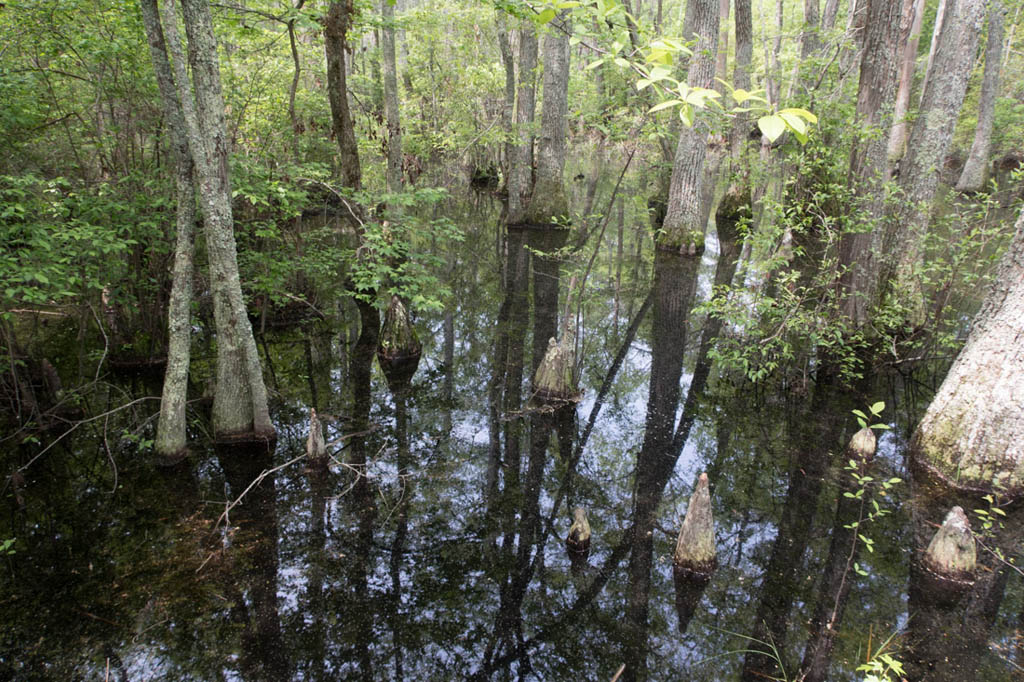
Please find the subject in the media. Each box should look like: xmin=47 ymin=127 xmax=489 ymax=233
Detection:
xmin=648 ymin=99 xmax=682 ymax=113
xmin=679 ymin=103 xmax=694 ymax=127
xmin=645 ymin=48 xmax=672 ymax=65
xmin=779 ymin=107 xmax=818 ymax=124
xmin=870 ymin=401 xmax=885 ymax=415
xmin=758 ymin=114 xmax=786 ymax=142
xmin=585 ymin=58 xmax=606 ymax=71
xmin=613 ymin=57 xmax=631 ymax=69
xmin=648 ymin=65 xmax=673 ymax=82
xmin=779 ymin=111 xmax=806 ymax=135
xmin=536 ymin=8 xmax=557 ymax=24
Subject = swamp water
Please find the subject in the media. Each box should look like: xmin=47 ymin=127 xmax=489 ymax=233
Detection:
xmin=2 ymin=188 xmax=1023 ymax=681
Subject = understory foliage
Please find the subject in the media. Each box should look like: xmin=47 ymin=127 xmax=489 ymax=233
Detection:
xmin=698 ymin=119 xmax=1017 ymax=385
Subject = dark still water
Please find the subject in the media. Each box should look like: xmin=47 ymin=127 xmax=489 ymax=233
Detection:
xmin=3 ymin=189 xmax=1022 ymax=681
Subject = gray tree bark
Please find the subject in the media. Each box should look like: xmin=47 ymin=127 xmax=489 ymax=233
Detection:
xmin=822 ymin=0 xmax=841 ymax=32
xmin=140 ymin=0 xmax=196 ymax=460
xmin=889 ymin=0 xmax=985 ymax=323
xmin=956 ymin=1 xmax=1006 ymax=193
xmin=920 ymin=0 xmax=949 ymax=104
xmin=887 ymin=0 xmax=927 ymax=163
xmin=911 ymin=207 xmax=1024 ymax=495
xmin=326 ymin=0 xmax=363 ymax=193
xmin=507 ymin=22 xmax=537 ymax=225
xmin=801 ymin=0 xmax=821 ymax=61
xmin=382 ymin=0 xmax=402 ymax=194
xmin=524 ymin=14 xmax=571 ymax=227
xmin=496 ymin=13 xmax=515 ymax=194
xmin=168 ymin=0 xmax=274 ymax=441
xmin=729 ymin=0 xmax=753 ymax=162
xmin=658 ymin=0 xmax=719 ymax=252
xmin=837 ymin=0 xmax=903 ymax=326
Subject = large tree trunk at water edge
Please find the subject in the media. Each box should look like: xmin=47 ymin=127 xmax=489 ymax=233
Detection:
xmin=507 ymin=22 xmax=538 ymax=226
xmin=837 ymin=0 xmax=903 ymax=326
xmin=165 ymin=0 xmax=274 ymax=443
xmin=139 ymin=0 xmax=196 ymax=460
xmin=658 ymin=0 xmax=719 ymax=252
xmin=910 ymin=207 xmax=1024 ymax=495
xmin=523 ymin=12 xmax=570 ymax=228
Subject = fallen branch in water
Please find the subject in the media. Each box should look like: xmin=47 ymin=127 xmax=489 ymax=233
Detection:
xmin=211 ymin=423 xmax=379 ymax=532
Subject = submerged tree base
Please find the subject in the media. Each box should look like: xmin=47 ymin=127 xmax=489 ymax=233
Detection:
xmin=911 ymin=454 xmax=1024 ymax=500
xmin=213 ymin=428 xmax=278 ymax=454
xmin=154 ymin=446 xmax=191 ymax=466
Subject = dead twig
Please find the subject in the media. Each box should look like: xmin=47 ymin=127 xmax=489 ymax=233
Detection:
xmin=212 ymin=451 xmax=309 ymax=531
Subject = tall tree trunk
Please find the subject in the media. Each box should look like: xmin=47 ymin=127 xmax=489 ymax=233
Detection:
xmin=889 ymin=0 xmax=985 ymax=323
xmin=920 ymin=0 xmax=949 ymax=104
xmin=658 ymin=0 xmax=720 ymax=251
xmin=715 ymin=0 xmax=730 ymax=83
xmin=163 ymin=0 xmax=273 ymax=442
xmin=140 ymin=0 xmax=196 ymax=460
xmin=729 ymin=0 xmax=753 ymax=163
xmin=326 ymin=0 xmax=363 ymax=194
xmin=800 ymin=0 xmax=821 ymax=64
xmin=287 ymin=0 xmax=307 ymax=158
xmin=838 ymin=0 xmax=868 ymax=74
xmin=496 ymin=13 xmax=515 ymax=194
xmin=508 ymin=22 xmax=538 ymax=225
xmin=382 ymin=0 xmax=402 ymax=194
xmin=837 ymin=0 xmax=903 ymax=325
xmin=887 ymin=0 xmax=927 ymax=163
xmin=524 ymin=13 xmax=571 ymax=227
xmin=821 ymin=0 xmax=841 ymax=32
xmin=956 ymin=1 xmax=1006 ymax=193
xmin=910 ymin=207 xmax=1024 ymax=495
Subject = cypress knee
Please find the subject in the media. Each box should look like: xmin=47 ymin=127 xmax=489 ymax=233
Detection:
xmin=532 ymin=336 xmax=579 ymax=404
xmin=673 ymin=473 xmax=717 ymax=633
xmin=565 ymin=506 xmax=591 ymax=574
xmin=918 ymin=506 xmax=977 ymax=601
xmin=306 ymin=407 xmax=326 ymax=461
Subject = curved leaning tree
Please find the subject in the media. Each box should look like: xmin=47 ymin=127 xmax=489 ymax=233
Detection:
xmin=911 ymin=206 xmax=1024 ymax=496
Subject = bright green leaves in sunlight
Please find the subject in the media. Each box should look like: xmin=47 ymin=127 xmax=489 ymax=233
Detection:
xmin=345 ymin=187 xmax=464 ymax=313
xmin=758 ymin=107 xmax=818 ymax=144
xmin=533 ymin=0 xmax=582 ymax=24
xmin=852 ymin=401 xmax=891 ymax=431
